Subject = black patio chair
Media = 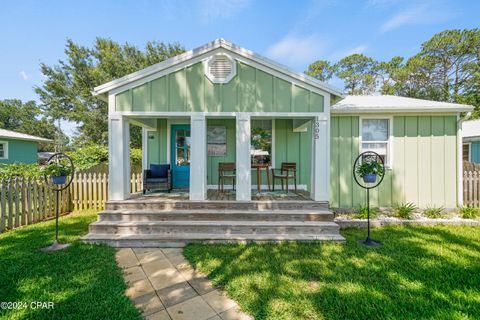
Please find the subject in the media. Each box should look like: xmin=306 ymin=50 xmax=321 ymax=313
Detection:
xmin=143 ymin=164 xmax=172 ymax=194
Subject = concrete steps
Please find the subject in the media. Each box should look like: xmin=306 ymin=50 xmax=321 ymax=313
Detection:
xmin=82 ymin=233 xmax=346 ymax=248
xmin=97 ymin=209 xmax=334 ymax=222
xmin=106 ymin=200 xmax=329 ymax=211
xmin=83 ymin=200 xmax=344 ymax=247
xmin=88 ymin=220 xmax=340 ymax=235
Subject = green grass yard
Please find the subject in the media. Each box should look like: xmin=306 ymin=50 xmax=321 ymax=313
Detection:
xmin=0 ymin=211 xmax=139 ymax=320
xmin=184 ymin=226 xmax=480 ymax=320
xmin=1 ymin=213 xmax=479 ymax=320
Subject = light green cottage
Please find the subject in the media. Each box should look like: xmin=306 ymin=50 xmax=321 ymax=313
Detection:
xmin=0 ymin=129 xmax=50 ymax=164
xmin=93 ymin=39 xmax=473 ymax=209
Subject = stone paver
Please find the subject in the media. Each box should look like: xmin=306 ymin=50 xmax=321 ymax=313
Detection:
xmin=125 ymin=279 xmax=156 ymax=300
xmin=162 ymin=248 xmax=183 ymax=258
xmin=117 ymin=248 xmax=253 ymax=320
xmin=149 ymin=268 xmax=187 ymax=291
xmin=134 ymin=292 xmax=165 ymax=316
xmin=219 ymin=307 xmax=254 ymax=320
xmin=142 ymin=259 xmax=174 ymax=276
xmin=189 ymin=276 xmax=215 ymax=295
xmin=202 ymin=290 xmax=237 ymax=314
xmin=116 ymin=248 xmax=140 ymax=268
xmin=124 ymin=266 xmax=147 ymax=284
xmin=146 ymin=310 xmax=171 ymax=320
xmin=167 ymin=296 xmax=216 ymax=320
xmin=156 ymin=282 xmax=198 ymax=308
xmin=138 ymin=249 xmax=168 ymax=264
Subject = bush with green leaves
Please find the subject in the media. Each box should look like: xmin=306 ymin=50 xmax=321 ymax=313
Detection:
xmin=394 ymin=202 xmax=417 ymax=219
xmin=355 ymin=159 xmax=384 ymax=178
xmin=354 ymin=205 xmax=379 ymax=219
xmin=423 ymin=206 xmax=445 ymax=218
xmin=459 ymin=206 xmax=479 ymax=219
xmin=0 ymin=163 xmax=43 ymax=179
xmin=67 ymin=144 xmax=109 ymax=171
xmin=67 ymin=144 xmax=142 ymax=171
xmin=42 ymin=162 xmax=72 ymax=177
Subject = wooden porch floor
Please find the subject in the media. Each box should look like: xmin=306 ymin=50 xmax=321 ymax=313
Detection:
xmin=134 ymin=189 xmax=312 ymax=201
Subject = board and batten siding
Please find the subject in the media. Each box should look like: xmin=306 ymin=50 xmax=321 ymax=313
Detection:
xmin=330 ymin=115 xmax=458 ymax=208
xmin=145 ymin=118 xmax=312 ymax=190
xmin=115 ymin=61 xmax=324 ymax=113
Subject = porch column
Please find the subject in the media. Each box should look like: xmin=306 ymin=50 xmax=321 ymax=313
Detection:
xmin=311 ymin=117 xmax=329 ymax=202
xmin=108 ymin=115 xmax=130 ymax=200
xmin=141 ymin=128 xmax=148 ymax=172
xmin=190 ymin=114 xmax=207 ymax=200
xmin=236 ymin=113 xmax=251 ymax=201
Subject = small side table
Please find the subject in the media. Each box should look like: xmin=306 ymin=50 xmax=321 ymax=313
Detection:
xmin=252 ymin=163 xmax=271 ymax=191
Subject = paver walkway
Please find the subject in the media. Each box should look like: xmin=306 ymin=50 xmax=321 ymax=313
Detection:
xmin=116 ymin=248 xmax=253 ymax=320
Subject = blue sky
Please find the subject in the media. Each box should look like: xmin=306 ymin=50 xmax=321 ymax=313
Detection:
xmin=1 ymin=0 xmax=478 ymax=135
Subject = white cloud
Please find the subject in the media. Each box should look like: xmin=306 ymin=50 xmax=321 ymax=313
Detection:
xmin=266 ymin=34 xmax=328 ymax=68
xmin=329 ymin=44 xmax=369 ymax=60
xmin=19 ymin=71 xmax=28 ymax=80
xmin=199 ymin=0 xmax=250 ymax=23
xmin=380 ymin=2 xmax=454 ymax=33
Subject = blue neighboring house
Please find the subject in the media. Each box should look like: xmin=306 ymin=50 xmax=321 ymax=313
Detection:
xmin=0 ymin=129 xmax=51 ymax=164
xmin=462 ymin=119 xmax=480 ymax=164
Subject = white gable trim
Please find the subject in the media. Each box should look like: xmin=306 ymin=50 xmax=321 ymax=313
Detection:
xmin=94 ymin=38 xmax=343 ymax=99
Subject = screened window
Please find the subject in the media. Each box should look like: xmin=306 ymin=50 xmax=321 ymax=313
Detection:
xmin=0 ymin=142 xmax=7 ymax=159
xmin=251 ymin=120 xmax=272 ymax=165
xmin=361 ymin=119 xmax=390 ymax=166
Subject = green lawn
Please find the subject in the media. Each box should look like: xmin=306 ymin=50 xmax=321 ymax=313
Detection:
xmin=0 ymin=211 xmax=140 ymax=320
xmin=184 ymin=226 xmax=480 ymax=320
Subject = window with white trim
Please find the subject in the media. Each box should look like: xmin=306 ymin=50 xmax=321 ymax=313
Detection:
xmin=360 ymin=119 xmax=390 ymax=167
xmin=0 ymin=142 xmax=8 ymax=159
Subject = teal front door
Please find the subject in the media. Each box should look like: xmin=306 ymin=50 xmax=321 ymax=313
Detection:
xmin=171 ymin=125 xmax=191 ymax=188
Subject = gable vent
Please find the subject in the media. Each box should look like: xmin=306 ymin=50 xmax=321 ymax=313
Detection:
xmin=205 ymin=53 xmax=236 ymax=84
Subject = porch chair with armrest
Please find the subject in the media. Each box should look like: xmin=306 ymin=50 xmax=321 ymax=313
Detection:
xmin=143 ymin=164 xmax=172 ymax=194
xmin=271 ymin=162 xmax=297 ymax=193
xmin=218 ymin=162 xmax=236 ymax=192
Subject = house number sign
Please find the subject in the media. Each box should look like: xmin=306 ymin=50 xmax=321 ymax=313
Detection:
xmin=314 ymin=120 xmax=320 ymax=139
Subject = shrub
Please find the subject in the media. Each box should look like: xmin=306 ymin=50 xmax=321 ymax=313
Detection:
xmin=42 ymin=162 xmax=72 ymax=176
xmin=354 ymin=205 xmax=378 ymax=219
xmin=459 ymin=206 xmax=479 ymax=219
xmin=67 ymin=144 xmax=142 ymax=171
xmin=423 ymin=206 xmax=444 ymax=218
xmin=394 ymin=203 xmax=417 ymax=219
xmin=355 ymin=159 xmax=384 ymax=178
xmin=67 ymin=144 xmax=109 ymax=171
xmin=0 ymin=163 xmax=43 ymax=179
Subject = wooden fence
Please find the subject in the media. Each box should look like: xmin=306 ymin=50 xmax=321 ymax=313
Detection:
xmin=0 ymin=177 xmax=71 ymax=233
xmin=463 ymin=161 xmax=480 ymax=172
xmin=0 ymin=172 xmax=142 ymax=233
xmin=464 ymin=171 xmax=480 ymax=207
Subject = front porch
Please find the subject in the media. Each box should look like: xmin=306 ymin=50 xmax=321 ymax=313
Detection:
xmin=110 ymin=114 xmax=329 ymax=202
xmin=130 ymin=189 xmax=313 ymax=201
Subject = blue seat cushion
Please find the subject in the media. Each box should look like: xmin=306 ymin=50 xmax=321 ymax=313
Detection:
xmin=150 ymin=164 xmax=169 ymax=178
xmin=147 ymin=178 xmax=168 ymax=183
